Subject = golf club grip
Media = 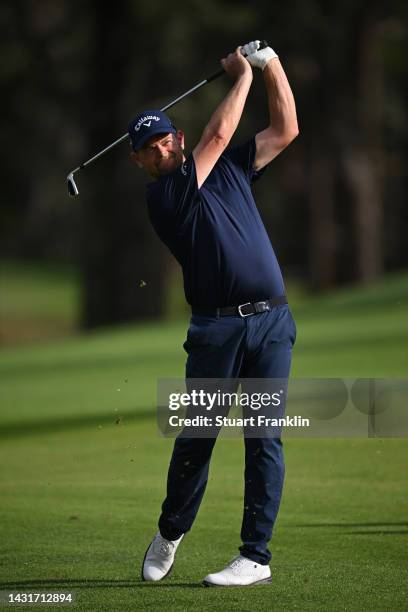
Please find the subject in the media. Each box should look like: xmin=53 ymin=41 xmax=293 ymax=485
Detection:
xmin=205 ymin=40 xmax=269 ymax=83
xmin=66 ymin=39 xmax=271 ymax=193
xmin=206 ymin=69 xmax=224 ymax=83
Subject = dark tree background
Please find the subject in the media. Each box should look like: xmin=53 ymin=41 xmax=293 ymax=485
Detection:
xmin=1 ymin=0 xmax=407 ymax=328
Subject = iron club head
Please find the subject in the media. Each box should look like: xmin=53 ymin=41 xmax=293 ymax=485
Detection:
xmin=65 ymin=41 xmax=270 ymax=195
xmin=67 ymin=172 xmax=79 ymax=197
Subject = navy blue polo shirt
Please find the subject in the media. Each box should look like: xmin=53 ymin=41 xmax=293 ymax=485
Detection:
xmin=146 ymin=137 xmax=285 ymax=309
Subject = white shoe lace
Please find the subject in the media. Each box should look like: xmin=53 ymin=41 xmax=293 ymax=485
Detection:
xmin=228 ymin=556 xmax=249 ymax=575
xmin=153 ymin=536 xmax=174 ymax=558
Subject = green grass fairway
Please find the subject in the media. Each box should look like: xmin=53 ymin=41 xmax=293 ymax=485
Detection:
xmin=0 ymin=260 xmax=79 ymax=345
xmin=1 ymin=273 xmax=408 ymax=611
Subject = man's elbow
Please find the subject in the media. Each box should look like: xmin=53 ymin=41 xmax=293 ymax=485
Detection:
xmin=281 ymin=126 xmax=299 ymax=147
xmin=290 ymin=125 xmax=300 ymax=140
xmin=266 ymin=125 xmax=299 ymax=151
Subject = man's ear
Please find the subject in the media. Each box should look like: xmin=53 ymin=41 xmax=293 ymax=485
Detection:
xmin=130 ymin=150 xmax=143 ymax=168
xmin=176 ymin=130 xmax=185 ymax=150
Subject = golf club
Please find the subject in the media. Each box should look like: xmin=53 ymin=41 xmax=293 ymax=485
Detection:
xmin=66 ymin=41 xmax=268 ymax=197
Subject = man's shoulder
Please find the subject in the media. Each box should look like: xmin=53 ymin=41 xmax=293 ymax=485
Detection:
xmin=146 ymin=154 xmax=200 ymax=222
xmin=223 ymin=137 xmax=256 ymax=159
xmin=221 ymin=137 xmax=265 ymax=184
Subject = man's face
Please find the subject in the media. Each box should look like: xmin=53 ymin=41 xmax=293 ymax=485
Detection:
xmin=131 ymin=130 xmax=185 ymax=178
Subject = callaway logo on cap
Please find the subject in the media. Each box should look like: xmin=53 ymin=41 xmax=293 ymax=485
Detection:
xmin=134 ymin=115 xmax=160 ymax=131
xmin=128 ymin=109 xmax=177 ymax=151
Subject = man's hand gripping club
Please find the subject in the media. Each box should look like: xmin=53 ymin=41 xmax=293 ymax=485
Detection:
xmin=240 ymin=40 xmax=279 ymax=71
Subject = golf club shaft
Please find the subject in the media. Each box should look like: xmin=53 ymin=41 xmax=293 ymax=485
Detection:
xmin=67 ymin=40 xmax=268 ymax=194
xmin=74 ymin=69 xmax=226 ymax=173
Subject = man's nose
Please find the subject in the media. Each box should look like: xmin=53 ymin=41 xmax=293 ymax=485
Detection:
xmin=156 ymin=144 xmax=167 ymax=157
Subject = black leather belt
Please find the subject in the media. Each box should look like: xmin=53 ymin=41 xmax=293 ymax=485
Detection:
xmin=192 ymin=295 xmax=287 ymax=318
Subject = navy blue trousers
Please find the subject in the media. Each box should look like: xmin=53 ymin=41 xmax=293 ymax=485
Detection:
xmin=158 ymin=304 xmax=296 ymax=565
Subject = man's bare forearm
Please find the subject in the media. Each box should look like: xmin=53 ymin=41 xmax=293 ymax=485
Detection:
xmin=263 ymin=59 xmax=298 ymax=140
xmin=203 ymin=72 xmax=253 ymax=146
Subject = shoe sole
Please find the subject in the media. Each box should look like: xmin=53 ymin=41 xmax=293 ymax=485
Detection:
xmin=202 ymin=576 xmax=272 ymax=587
xmin=141 ymin=542 xmax=174 ymax=582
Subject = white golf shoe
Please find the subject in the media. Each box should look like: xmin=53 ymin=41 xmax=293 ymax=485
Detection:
xmin=203 ymin=555 xmax=272 ymax=587
xmin=141 ymin=531 xmax=184 ymax=581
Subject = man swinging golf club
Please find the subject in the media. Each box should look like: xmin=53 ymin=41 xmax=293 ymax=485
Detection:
xmin=129 ymin=40 xmax=298 ymax=587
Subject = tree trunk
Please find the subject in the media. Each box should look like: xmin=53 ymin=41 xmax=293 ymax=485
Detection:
xmin=344 ymin=148 xmax=383 ymax=281
xmin=79 ymin=0 xmax=166 ymax=329
xmin=308 ymin=153 xmax=337 ymax=290
xmin=344 ymin=19 xmax=384 ymax=282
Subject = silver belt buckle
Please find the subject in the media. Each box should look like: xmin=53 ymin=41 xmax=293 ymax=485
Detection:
xmin=238 ymin=302 xmax=253 ymax=317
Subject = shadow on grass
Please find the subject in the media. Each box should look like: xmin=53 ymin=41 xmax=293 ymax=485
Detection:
xmin=293 ymin=330 xmax=408 ymax=354
xmin=2 ymin=328 xmax=407 ymax=382
xmin=290 ymin=522 xmax=407 ymax=528
xmin=0 ymin=409 xmax=154 ymax=440
xmin=287 ymin=521 xmax=408 ymax=535
xmin=0 ymin=579 xmax=203 ymax=589
xmin=348 ymin=530 xmax=408 ymax=535
xmin=0 ymin=351 xmax=176 ymax=380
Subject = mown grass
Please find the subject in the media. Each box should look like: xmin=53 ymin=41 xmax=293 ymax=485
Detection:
xmin=0 ymin=268 xmax=407 ymax=611
xmin=0 ymin=260 xmax=80 ymax=345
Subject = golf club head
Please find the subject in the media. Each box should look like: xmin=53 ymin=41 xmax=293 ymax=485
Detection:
xmin=67 ymin=173 xmax=79 ymax=197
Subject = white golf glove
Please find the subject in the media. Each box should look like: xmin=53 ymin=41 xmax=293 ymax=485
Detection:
xmin=241 ymin=40 xmax=278 ymax=70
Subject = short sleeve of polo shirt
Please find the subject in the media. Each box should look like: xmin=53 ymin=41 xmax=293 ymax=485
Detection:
xmin=146 ymin=154 xmax=199 ymax=235
xmin=223 ymin=136 xmax=267 ymax=184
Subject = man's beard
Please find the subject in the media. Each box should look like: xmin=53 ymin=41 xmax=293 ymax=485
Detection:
xmin=155 ymin=151 xmax=183 ymax=176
